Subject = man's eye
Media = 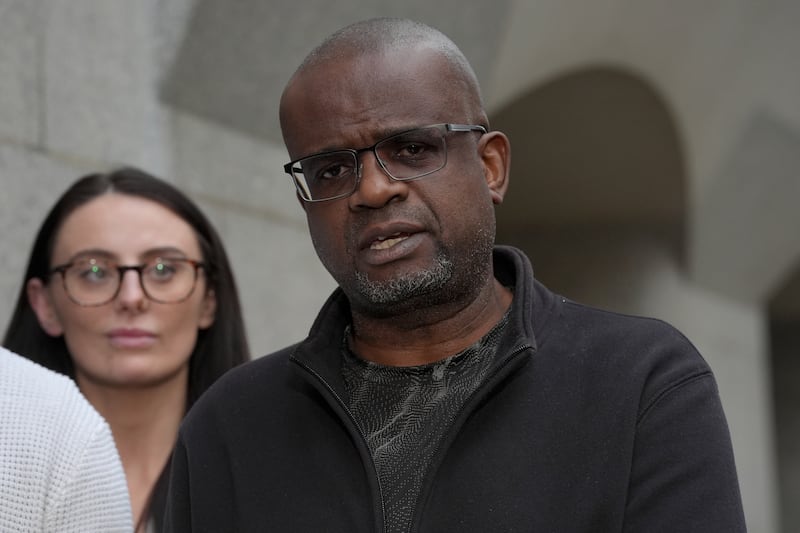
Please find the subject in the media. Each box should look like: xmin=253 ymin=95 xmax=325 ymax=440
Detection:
xmin=317 ymin=163 xmax=354 ymax=181
xmin=397 ymin=142 xmax=428 ymax=157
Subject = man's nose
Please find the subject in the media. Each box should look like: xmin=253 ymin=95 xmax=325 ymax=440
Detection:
xmin=349 ymin=151 xmax=408 ymax=209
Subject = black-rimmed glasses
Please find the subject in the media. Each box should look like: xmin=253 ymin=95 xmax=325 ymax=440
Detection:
xmin=284 ymin=123 xmax=487 ymax=202
xmin=48 ymin=257 xmax=207 ymax=306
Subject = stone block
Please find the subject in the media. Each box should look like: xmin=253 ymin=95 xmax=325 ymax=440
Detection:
xmin=195 ymin=199 xmax=335 ymax=357
xmin=169 ymin=109 xmax=306 ymax=227
xmin=0 ymin=0 xmax=40 ymax=145
xmin=42 ymin=0 xmax=167 ymax=171
xmin=0 ymin=145 xmax=90 ymax=333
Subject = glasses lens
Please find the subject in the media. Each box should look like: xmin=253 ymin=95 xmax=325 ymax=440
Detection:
xmin=375 ymin=126 xmax=446 ymax=180
xmin=62 ymin=258 xmax=119 ymax=306
xmin=61 ymin=257 xmax=199 ymax=305
xmin=141 ymin=258 xmax=198 ymax=303
xmin=292 ymin=151 xmax=358 ymax=201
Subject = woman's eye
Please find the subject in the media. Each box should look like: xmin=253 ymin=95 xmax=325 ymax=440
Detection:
xmin=83 ymin=266 xmax=108 ymax=280
xmin=74 ymin=262 xmax=110 ymax=282
xmin=150 ymin=262 xmax=177 ymax=278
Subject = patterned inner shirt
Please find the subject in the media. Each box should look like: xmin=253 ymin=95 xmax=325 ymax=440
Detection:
xmin=341 ymin=311 xmax=509 ymax=533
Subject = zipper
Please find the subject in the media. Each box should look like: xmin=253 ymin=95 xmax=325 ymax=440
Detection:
xmin=409 ymin=343 xmax=534 ymax=532
xmin=291 ymin=355 xmax=388 ymax=533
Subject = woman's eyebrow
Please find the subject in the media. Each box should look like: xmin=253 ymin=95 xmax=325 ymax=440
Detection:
xmin=64 ymin=246 xmax=190 ymax=263
xmin=139 ymin=246 xmax=189 ymax=258
xmin=63 ymin=248 xmax=115 ymax=263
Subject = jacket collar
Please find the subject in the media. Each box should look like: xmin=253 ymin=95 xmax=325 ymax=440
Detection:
xmin=291 ymin=245 xmax=551 ymax=393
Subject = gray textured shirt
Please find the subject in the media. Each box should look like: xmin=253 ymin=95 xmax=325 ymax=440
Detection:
xmin=341 ymin=312 xmax=509 ymax=533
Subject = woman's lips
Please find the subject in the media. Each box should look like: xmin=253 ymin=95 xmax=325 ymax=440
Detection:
xmin=107 ymin=329 xmax=157 ymax=349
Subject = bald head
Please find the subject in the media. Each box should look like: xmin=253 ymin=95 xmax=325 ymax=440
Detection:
xmin=296 ymin=18 xmax=480 ymax=93
xmin=279 ymin=18 xmax=486 ymax=139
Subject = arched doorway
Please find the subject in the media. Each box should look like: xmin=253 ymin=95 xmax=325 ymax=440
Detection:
xmin=491 ymin=67 xmax=686 ymax=311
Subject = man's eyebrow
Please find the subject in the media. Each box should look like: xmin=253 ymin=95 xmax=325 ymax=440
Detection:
xmin=304 ymin=124 xmax=427 ymax=156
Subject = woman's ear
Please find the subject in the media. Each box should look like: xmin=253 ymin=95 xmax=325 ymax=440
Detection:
xmin=478 ymin=131 xmax=511 ymax=205
xmin=198 ymin=289 xmax=217 ymax=330
xmin=27 ymin=278 xmax=64 ymax=337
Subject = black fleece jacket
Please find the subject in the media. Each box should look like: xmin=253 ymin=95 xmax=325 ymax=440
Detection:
xmin=164 ymin=246 xmax=746 ymax=532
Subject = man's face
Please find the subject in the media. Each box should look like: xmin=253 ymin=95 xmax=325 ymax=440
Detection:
xmin=281 ymin=48 xmax=501 ymax=317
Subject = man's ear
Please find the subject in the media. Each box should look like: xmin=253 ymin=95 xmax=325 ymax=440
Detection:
xmin=478 ymin=131 xmax=511 ymax=205
xmin=27 ymin=278 xmax=64 ymax=337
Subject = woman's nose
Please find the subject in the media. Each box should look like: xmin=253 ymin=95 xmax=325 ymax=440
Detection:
xmin=114 ymin=269 xmax=148 ymax=311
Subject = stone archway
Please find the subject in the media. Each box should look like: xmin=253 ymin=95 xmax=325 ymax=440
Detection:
xmin=492 ymin=67 xmax=686 ymax=311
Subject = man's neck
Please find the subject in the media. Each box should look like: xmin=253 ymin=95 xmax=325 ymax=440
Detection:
xmin=348 ymin=278 xmax=512 ymax=367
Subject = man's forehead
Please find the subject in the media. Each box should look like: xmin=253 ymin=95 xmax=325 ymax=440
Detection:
xmin=280 ymin=48 xmax=471 ymax=158
xmin=288 ymin=49 xmax=457 ymax=113
xmin=286 ymin=51 xmax=451 ymax=108
xmin=297 ymin=44 xmax=451 ymax=82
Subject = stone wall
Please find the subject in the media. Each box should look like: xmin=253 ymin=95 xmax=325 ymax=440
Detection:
xmin=2 ymin=1 xmax=797 ymax=531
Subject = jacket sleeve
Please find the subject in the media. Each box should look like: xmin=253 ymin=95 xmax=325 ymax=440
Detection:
xmin=162 ymin=432 xmax=192 ymax=533
xmin=623 ymin=372 xmax=747 ymax=532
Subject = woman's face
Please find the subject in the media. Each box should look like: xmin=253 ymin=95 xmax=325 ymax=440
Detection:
xmin=28 ymin=193 xmax=216 ymax=391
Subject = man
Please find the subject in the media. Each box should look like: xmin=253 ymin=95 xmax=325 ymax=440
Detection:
xmin=164 ymin=18 xmax=746 ymax=532
xmin=0 ymin=346 xmax=132 ymax=531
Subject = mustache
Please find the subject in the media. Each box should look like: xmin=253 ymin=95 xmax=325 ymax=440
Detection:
xmin=345 ymin=205 xmax=434 ymax=254
xmin=349 ymin=204 xmax=434 ymax=233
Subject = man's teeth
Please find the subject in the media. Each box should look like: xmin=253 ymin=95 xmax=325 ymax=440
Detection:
xmin=371 ymin=234 xmax=408 ymax=250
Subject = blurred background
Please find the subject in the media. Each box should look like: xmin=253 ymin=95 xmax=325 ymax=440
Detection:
xmin=1 ymin=1 xmax=797 ymax=531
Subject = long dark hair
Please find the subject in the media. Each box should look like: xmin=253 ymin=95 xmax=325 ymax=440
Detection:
xmin=2 ymin=166 xmax=250 ymax=530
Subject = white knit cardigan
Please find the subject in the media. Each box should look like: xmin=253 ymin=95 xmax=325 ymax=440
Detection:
xmin=0 ymin=346 xmax=133 ymax=532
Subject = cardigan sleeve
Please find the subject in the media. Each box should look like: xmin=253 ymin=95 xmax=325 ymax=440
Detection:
xmin=1 ymin=349 xmax=132 ymax=532
xmin=47 ymin=419 xmax=134 ymax=532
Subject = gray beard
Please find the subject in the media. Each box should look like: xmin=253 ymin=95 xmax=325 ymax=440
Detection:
xmin=354 ymin=253 xmax=454 ymax=306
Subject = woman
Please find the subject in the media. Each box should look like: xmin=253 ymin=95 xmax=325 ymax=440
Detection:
xmin=3 ymin=167 xmax=250 ymax=532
